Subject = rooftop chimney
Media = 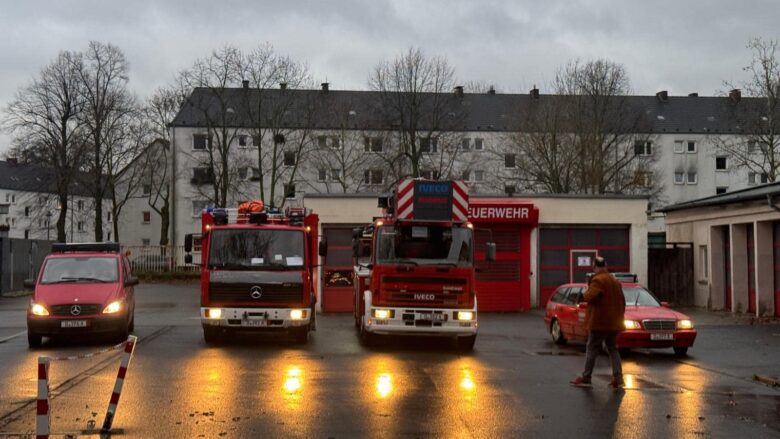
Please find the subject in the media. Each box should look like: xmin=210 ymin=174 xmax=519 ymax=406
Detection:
xmin=454 ymin=85 xmax=464 ymax=98
xmin=729 ymin=89 xmax=741 ymax=103
xmin=321 ymin=82 xmax=329 ymax=93
xmin=530 ymin=86 xmax=539 ymax=100
xmin=688 ymin=92 xmax=698 ymax=97
xmin=280 ymin=82 xmax=288 ymax=90
xmin=656 ymin=90 xmax=668 ymax=102
xmin=487 ymin=86 xmax=496 ymax=95
xmin=242 ymin=79 xmax=249 ymax=89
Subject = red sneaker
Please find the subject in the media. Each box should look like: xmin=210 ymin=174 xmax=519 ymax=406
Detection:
xmin=609 ymin=377 xmax=624 ymax=388
xmin=569 ymin=376 xmax=592 ymax=387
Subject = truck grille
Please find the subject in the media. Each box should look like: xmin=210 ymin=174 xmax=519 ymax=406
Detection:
xmin=51 ymin=304 xmax=101 ymax=316
xmin=208 ymin=283 xmax=303 ymax=304
xmin=642 ymin=320 xmax=676 ymax=331
xmin=381 ymin=276 xmax=468 ymax=307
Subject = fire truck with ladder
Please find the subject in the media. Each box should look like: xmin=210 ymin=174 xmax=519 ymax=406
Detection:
xmin=352 ymin=179 xmax=495 ymax=350
xmin=184 ymin=200 xmax=325 ymax=344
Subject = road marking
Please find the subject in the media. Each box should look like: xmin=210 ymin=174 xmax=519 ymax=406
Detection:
xmin=0 ymin=331 xmax=26 ymax=344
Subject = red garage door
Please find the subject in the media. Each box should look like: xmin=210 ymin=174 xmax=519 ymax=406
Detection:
xmin=474 ymin=225 xmax=532 ymax=311
xmin=774 ymin=222 xmax=780 ymax=317
xmin=321 ymin=225 xmax=358 ymax=313
xmin=539 ymin=227 xmax=631 ymax=307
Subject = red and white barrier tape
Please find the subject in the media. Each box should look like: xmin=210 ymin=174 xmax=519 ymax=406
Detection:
xmin=47 ymin=339 xmax=127 ymax=362
xmin=102 ymin=335 xmax=137 ymax=432
xmin=36 ymin=357 xmax=50 ymax=439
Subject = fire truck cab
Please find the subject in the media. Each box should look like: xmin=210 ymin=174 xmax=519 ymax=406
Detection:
xmin=353 ymin=179 xmax=495 ymax=350
xmin=184 ymin=201 xmax=323 ymax=344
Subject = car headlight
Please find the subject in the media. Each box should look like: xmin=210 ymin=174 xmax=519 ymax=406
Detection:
xmin=677 ymin=319 xmax=694 ymax=329
xmin=206 ymin=308 xmax=222 ymax=319
xmin=456 ymin=311 xmax=474 ymax=321
xmin=373 ymin=309 xmax=393 ymax=319
xmin=102 ymin=301 xmax=123 ymax=314
xmin=30 ymin=303 xmax=49 ymax=316
xmin=290 ymin=309 xmax=305 ymax=320
xmin=624 ymin=320 xmax=641 ymax=330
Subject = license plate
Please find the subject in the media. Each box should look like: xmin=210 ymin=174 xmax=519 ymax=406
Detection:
xmin=418 ymin=313 xmax=445 ymax=322
xmin=241 ymin=319 xmax=266 ymax=327
xmin=61 ymin=320 xmax=87 ymax=328
xmin=650 ymin=333 xmax=674 ymax=341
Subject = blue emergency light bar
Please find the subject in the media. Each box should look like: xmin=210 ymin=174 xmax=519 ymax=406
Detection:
xmin=51 ymin=242 xmax=121 ymax=253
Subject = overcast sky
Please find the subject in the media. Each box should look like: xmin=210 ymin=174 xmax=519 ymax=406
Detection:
xmin=1 ymin=0 xmax=778 ymax=152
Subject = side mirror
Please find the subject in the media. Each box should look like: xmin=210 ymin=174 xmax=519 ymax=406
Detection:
xmin=184 ymin=234 xmax=193 ymax=253
xmin=23 ymin=279 xmax=36 ymax=289
xmin=660 ymin=301 xmax=669 ymax=308
xmin=319 ymin=239 xmax=328 ymax=257
xmin=184 ymin=254 xmax=193 ymax=264
xmin=125 ymin=276 xmax=139 ymax=287
xmin=485 ymin=242 xmax=497 ymax=262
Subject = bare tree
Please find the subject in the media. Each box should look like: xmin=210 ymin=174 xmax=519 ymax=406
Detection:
xmin=714 ymin=37 xmax=780 ymax=182
xmin=76 ymin=41 xmax=135 ymax=241
xmin=369 ymin=47 xmax=465 ymax=180
xmin=2 ymin=50 xmax=87 ymax=241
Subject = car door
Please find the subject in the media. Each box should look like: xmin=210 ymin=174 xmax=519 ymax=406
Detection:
xmin=568 ymin=287 xmax=588 ymax=340
xmin=557 ymin=288 xmax=580 ymax=339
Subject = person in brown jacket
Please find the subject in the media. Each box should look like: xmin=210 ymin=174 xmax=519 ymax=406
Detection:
xmin=570 ymin=256 xmax=626 ymax=388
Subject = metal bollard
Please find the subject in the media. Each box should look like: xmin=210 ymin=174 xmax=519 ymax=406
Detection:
xmin=101 ymin=335 xmax=138 ymax=433
xmin=36 ymin=357 xmax=50 ymax=439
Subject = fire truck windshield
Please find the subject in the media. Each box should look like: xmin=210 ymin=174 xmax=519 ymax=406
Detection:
xmin=376 ymin=225 xmax=473 ymax=266
xmin=208 ymin=229 xmax=305 ymax=270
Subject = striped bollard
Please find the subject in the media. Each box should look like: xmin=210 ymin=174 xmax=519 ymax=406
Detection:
xmin=36 ymin=357 xmax=50 ymax=439
xmin=101 ymin=335 xmax=138 ymax=433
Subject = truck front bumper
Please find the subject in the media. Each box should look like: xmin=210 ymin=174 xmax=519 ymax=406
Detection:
xmin=364 ymin=305 xmax=478 ymax=337
xmin=200 ymin=307 xmax=311 ymax=329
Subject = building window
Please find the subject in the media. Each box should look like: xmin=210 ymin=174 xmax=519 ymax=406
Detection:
xmin=317 ymin=135 xmax=327 ymax=148
xmin=461 ymin=170 xmax=470 ymax=181
xmin=674 ymin=172 xmax=685 ymax=184
xmin=330 ymin=169 xmax=341 ymax=181
xmin=77 ymin=200 xmax=84 ymax=211
xmin=420 ymin=137 xmax=438 ymax=154
xmin=317 ymin=169 xmax=327 ymax=181
xmin=364 ymin=169 xmax=384 ymax=185
xmin=716 ymin=187 xmax=728 ymax=194
xmin=330 ymin=137 xmax=340 ymax=149
xmin=283 ymin=183 xmax=296 ymax=198
xmin=461 ymin=138 xmax=471 ymax=150
xmin=504 ymin=184 xmax=516 ymax=196
xmin=192 ymin=200 xmax=208 ymax=217
xmin=283 ymin=151 xmax=296 ymax=167
xmin=107 ymin=211 xmax=111 ymax=221
xmin=474 ymin=138 xmax=484 ymax=151
xmin=252 ymin=135 xmax=261 ymax=147
xmin=699 ymin=245 xmax=708 ymax=281
xmin=635 ymin=171 xmax=653 ymax=188
xmin=193 ymin=134 xmax=210 ymax=150
xmin=474 ymin=170 xmax=485 ymax=182
xmin=715 ymin=156 xmax=727 ymax=171
xmin=504 ymin=154 xmax=516 ymax=168
xmin=687 ymin=172 xmax=698 ymax=184
xmin=748 ymin=140 xmax=758 ymax=154
xmin=238 ymin=134 xmax=248 ymax=147
xmin=674 ymin=140 xmax=684 ymax=153
xmin=687 ymin=141 xmax=697 ymax=153
xmin=77 ymin=221 xmax=84 ymax=232
xmin=634 ymin=140 xmax=653 ymax=156
xmin=191 ymin=167 xmax=215 ymax=185
xmin=142 ymin=211 xmax=151 ymax=223
xmin=24 ymin=206 xmax=30 ymax=217
xmin=142 ymin=184 xmax=152 ymax=195
xmin=364 ymin=137 xmax=383 ymax=153
xmin=142 ymin=238 xmax=151 ymax=246
xmin=24 ymin=229 xmax=29 ymax=239
xmin=748 ymin=172 xmax=769 ymax=185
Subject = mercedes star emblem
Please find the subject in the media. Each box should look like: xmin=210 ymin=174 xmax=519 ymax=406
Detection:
xmin=70 ymin=305 xmax=82 ymax=316
xmin=250 ymin=286 xmax=263 ymax=299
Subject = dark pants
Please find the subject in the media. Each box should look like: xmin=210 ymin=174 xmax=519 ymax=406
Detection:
xmin=582 ymin=330 xmax=622 ymax=379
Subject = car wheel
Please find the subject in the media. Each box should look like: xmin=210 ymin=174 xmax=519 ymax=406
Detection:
xmin=673 ymin=347 xmax=688 ymax=357
xmin=203 ymin=326 xmax=222 ymax=345
xmin=456 ymin=335 xmax=477 ymax=352
xmin=551 ymin=319 xmax=567 ymax=345
xmin=291 ymin=326 xmax=309 ymax=344
xmin=28 ymin=331 xmax=42 ymax=348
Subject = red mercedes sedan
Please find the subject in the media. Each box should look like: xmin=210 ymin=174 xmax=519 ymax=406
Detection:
xmin=543 ymin=277 xmax=697 ymax=356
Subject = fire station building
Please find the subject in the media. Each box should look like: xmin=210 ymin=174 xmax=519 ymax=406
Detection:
xmin=306 ymin=194 xmax=649 ymax=312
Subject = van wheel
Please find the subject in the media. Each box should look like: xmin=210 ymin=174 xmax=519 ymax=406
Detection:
xmin=457 ymin=335 xmax=477 ymax=352
xmin=28 ymin=331 xmax=42 ymax=348
xmin=128 ymin=313 xmax=135 ymax=333
xmin=203 ymin=326 xmax=222 ymax=345
xmin=551 ymin=319 xmax=567 ymax=345
xmin=673 ymin=347 xmax=688 ymax=356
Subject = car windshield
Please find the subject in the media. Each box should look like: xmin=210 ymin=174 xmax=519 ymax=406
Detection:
xmin=41 ymin=257 xmax=119 ymax=284
xmin=375 ymin=224 xmax=473 ymax=266
xmin=209 ymin=229 xmax=305 ymax=270
xmin=623 ymin=286 xmax=661 ymax=307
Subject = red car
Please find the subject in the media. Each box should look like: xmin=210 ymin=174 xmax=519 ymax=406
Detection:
xmin=543 ymin=275 xmax=697 ymax=356
xmin=25 ymin=242 xmax=138 ymax=348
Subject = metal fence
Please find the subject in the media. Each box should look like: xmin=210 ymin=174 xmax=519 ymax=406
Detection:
xmin=121 ymin=245 xmax=200 ymax=274
xmin=0 ymin=238 xmax=53 ymax=293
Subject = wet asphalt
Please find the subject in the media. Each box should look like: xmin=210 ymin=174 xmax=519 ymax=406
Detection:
xmin=0 ymin=283 xmax=779 ymax=438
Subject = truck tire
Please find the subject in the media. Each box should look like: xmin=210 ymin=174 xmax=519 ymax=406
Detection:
xmin=358 ymin=319 xmax=374 ymax=347
xmin=292 ymin=326 xmax=309 ymax=344
xmin=203 ymin=326 xmax=222 ymax=345
xmin=457 ymin=335 xmax=477 ymax=352
xmin=28 ymin=331 xmax=42 ymax=348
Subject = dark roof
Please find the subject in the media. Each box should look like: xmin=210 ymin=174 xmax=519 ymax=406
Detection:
xmin=0 ymin=160 xmax=107 ymax=199
xmin=659 ymin=181 xmax=780 ymax=212
xmin=171 ymin=87 xmax=765 ymax=134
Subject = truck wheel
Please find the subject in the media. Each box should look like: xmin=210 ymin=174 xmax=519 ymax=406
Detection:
xmin=28 ymin=331 xmax=42 ymax=348
xmin=292 ymin=326 xmax=309 ymax=344
xmin=673 ymin=347 xmax=688 ymax=357
xmin=457 ymin=335 xmax=477 ymax=352
xmin=358 ymin=319 xmax=374 ymax=347
xmin=550 ymin=319 xmax=567 ymax=345
xmin=203 ymin=326 xmax=222 ymax=345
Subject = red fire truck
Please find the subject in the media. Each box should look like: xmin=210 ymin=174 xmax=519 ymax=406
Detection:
xmin=184 ymin=201 xmax=324 ymax=344
xmin=353 ymin=179 xmax=495 ymax=350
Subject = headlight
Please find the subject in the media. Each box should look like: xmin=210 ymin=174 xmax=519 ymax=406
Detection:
xmin=103 ymin=301 xmax=123 ymax=314
xmin=677 ymin=319 xmax=694 ymax=329
xmin=456 ymin=311 xmax=474 ymax=321
xmin=624 ymin=320 xmax=641 ymax=330
xmin=290 ymin=309 xmax=305 ymax=320
xmin=30 ymin=303 xmax=49 ymax=316
xmin=206 ymin=308 xmax=222 ymax=319
xmin=373 ymin=309 xmax=392 ymax=319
